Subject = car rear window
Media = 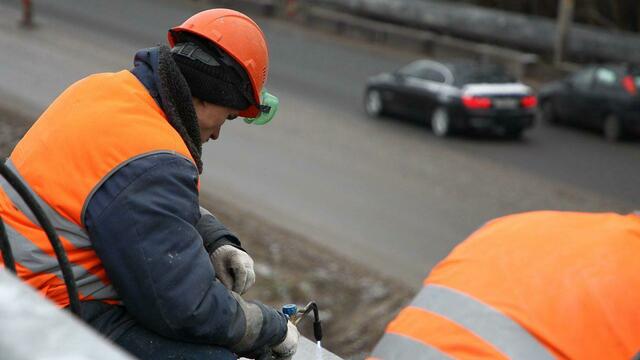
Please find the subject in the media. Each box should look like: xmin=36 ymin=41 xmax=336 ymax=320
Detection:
xmin=455 ymin=71 xmax=516 ymax=86
xmin=595 ymin=66 xmax=640 ymax=94
xmin=595 ymin=68 xmax=618 ymax=87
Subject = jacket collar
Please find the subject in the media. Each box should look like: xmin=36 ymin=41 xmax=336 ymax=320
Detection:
xmin=130 ymin=46 xmax=203 ymax=173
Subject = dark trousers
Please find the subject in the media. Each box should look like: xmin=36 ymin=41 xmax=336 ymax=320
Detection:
xmin=78 ymin=301 xmax=237 ymax=360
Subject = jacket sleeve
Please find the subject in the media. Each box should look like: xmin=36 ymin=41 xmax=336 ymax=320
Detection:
xmin=83 ymin=153 xmax=286 ymax=351
xmin=197 ymin=206 xmax=244 ymax=254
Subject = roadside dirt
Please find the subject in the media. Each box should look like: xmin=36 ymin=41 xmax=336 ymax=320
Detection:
xmin=0 ymin=109 xmax=30 ymax=159
xmin=0 ymin=109 xmax=415 ymax=359
xmin=200 ymin=193 xmax=414 ymax=359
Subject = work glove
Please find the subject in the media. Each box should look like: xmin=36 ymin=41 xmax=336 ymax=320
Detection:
xmin=210 ymin=245 xmax=255 ymax=294
xmin=270 ymin=321 xmax=299 ymax=360
xmin=228 ymin=293 xmax=289 ymax=359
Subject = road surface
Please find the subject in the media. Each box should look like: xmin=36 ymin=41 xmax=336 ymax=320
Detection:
xmin=0 ymin=0 xmax=636 ymax=287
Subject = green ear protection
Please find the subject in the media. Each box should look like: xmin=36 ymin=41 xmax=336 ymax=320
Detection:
xmin=244 ymin=89 xmax=279 ymax=125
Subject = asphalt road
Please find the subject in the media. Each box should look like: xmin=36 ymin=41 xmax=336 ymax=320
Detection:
xmin=0 ymin=0 xmax=637 ymax=288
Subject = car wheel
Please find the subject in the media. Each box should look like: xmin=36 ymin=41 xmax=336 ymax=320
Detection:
xmin=603 ymin=114 xmax=623 ymax=142
xmin=541 ymin=101 xmax=557 ymax=124
xmin=364 ymin=89 xmax=384 ymax=117
xmin=431 ymin=107 xmax=452 ymax=137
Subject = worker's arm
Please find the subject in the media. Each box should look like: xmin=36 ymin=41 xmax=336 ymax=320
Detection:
xmin=197 ymin=206 xmax=241 ymax=253
xmin=197 ymin=207 xmax=256 ymax=294
xmin=84 ymin=153 xmax=286 ymax=353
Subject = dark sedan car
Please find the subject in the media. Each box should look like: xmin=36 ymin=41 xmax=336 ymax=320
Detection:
xmin=538 ymin=64 xmax=640 ymax=142
xmin=364 ymin=59 xmax=537 ymax=138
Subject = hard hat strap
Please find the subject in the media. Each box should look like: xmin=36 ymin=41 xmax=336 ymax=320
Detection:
xmin=171 ymin=43 xmax=220 ymax=67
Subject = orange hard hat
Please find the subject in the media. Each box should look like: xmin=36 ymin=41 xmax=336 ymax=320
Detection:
xmin=169 ymin=9 xmax=268 ymax=118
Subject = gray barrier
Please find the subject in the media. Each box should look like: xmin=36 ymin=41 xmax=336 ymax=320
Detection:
xmin=304 ymin=0 xmax=640 ymax=63
xmin=219 ymin=0 xmax=548 ymax=78
xmin=223 ymin=0 xmax=640 ymax=77
xmin=300 ymin=6 xmax=539 ymax=79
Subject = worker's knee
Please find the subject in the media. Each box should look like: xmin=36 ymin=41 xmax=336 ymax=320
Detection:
xmin=77 ymin=302 xmax=237 ymax=360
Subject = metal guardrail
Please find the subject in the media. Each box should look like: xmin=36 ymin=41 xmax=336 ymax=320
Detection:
xmin=222 ymin=0 xmax=640 ymax=79
xmin=300 ymin=6 xmax=539 ymax=79
xmin=219 ymin=0 xmax=542 ymax=79
xmin=305 ymin=0 xmax=640 ymax=64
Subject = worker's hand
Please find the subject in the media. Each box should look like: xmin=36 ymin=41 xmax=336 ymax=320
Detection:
xmin=271 ymin=321 xmax=299 ymax=360
xmin=210 ymin=245 xmax=255 ymax=294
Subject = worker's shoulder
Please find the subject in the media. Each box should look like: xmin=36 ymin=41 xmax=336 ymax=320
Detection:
xmin=69 ymin=71 xmax=127 ymax=88
xmin=86 ymin=152 xmax=197 ymax=211
xmin=478 ymin=210 xmax=640 ymax=240
xmin=117 ymin=152 xmax=197 ymax=178
xmin=492 ymin=210 xmax=633 ymax=223
xmin=64 ymin=70 xmax=145 ymax=99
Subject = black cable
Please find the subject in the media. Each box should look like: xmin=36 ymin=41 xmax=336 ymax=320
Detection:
xmin=300 ymin=301 xmax=323 ymax=342
xmin=0 ymin=162 xmax=82 ymax=316
xmin=0 ymin=217 xmax=16 ymax=273
xmin=310 ymin=303 xmax=323 ymax=342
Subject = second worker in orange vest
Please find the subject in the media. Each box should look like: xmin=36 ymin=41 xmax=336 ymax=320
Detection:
xmin=369 ymin=211 xmax=640 ymax=360
xmin=0 ymin=8 xmax=297 ymax=360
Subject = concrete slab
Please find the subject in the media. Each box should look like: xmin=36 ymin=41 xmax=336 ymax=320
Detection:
xmin=0 ymin=269 xmax=135 ymax=360
xmin=0 ymin=268 xmax=341 ymax=359
xmin=240 ymin=338 xmax=342 ymax=360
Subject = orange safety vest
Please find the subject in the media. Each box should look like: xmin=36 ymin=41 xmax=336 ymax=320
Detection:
xmin=0 ymin=70 xmax=195 ymax=307
xmin=369 ymin=211 xmax=640 ymax=360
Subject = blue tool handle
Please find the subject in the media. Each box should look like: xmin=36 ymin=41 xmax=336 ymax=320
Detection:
xmin=282 ymin=304 xmax=298 ymax=318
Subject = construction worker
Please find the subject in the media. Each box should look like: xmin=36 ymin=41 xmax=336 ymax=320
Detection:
xmin=0 ymin=9 xmax=298 ymax=360
xmin=369 ymin=211 xmax=640 ymax=360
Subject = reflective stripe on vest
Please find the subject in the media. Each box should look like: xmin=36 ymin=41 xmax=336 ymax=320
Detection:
xmin=0 ymin=161 xmax=117 ymax=301
xmin=2 ymin=160 xmax=90 ymax=249
xmin=371 ymin=284 xmax=554 ymax=360
xmin=370 ymin=333 xmax=452 ymax=360
xmin=2 ymin=221 xmax=116 ymax=299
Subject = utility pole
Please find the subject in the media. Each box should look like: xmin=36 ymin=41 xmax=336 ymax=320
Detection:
xmin=553 ymin=0 xmax=574 ymax=65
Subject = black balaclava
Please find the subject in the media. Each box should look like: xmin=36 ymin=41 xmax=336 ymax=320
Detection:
xmin=171 ymin=32 xmax=252 ymax=110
